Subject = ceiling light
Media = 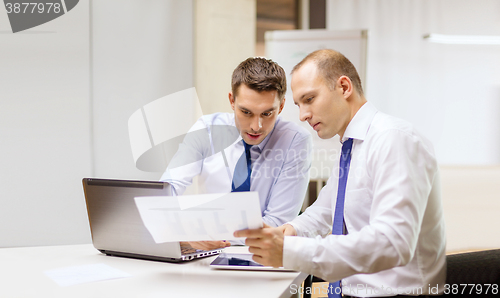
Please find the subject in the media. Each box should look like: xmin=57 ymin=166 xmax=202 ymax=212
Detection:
xmin=423 ymin=34 xmax=500 ymax=45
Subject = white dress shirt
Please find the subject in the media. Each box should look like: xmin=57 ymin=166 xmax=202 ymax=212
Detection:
xmin=283 ymin=102 xmax=446 ymax=297
xmin=160 ymin=112 xmax=312 ymax=227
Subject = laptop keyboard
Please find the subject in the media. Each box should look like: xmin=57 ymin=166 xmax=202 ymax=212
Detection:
xmin=180 ymin=246 xmax=200 ymax=255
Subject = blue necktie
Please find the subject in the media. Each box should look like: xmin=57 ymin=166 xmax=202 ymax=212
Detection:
xmin=329 ymin=138 xmax=353 ymax=298
xmin=232 ymin=140 xmax=252 ymax=192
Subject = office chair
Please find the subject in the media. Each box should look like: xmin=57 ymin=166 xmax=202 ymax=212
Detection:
xmin=444 ymin=249 xmax=500 ymax=297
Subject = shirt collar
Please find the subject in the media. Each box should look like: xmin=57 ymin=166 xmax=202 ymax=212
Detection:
xmin=342 ymin=101 xmax=378 ymax=143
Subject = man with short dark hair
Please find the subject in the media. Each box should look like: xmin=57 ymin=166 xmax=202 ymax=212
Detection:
xmin=161 ymin=57 xmax=312 ymax=250
xmin=236 ymin=50 xmax=446 ymax=297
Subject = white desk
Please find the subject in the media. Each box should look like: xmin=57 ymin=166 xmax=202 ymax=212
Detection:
xmin=1 ymin=244 xmax=307 ymax=298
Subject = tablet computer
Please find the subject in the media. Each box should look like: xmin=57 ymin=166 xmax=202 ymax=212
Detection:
xmin=210 ymin=253 xmax=296 ymax=272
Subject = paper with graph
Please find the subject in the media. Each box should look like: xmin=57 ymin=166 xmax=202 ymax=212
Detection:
xmin=134 ymin=192 xmax=263 ymax=243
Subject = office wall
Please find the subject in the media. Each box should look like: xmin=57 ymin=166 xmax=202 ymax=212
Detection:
xmin=195 ymin=0 xmax=256 ymax=115
xmin=92 ymin=0 xmax=194 ymax=181
xmin=0 ymin=0 xmax=194 ymax=247
xmin=0 ymin=1 xmax=91 ymax=247
xmin=326 ymin=0 xmax=500 ymax=165
xmin=441 ymin=165 xmax=500 ymax=252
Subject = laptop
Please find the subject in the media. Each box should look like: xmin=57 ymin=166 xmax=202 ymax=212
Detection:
xmin=82 ymin=178 xmax=222 ymax=262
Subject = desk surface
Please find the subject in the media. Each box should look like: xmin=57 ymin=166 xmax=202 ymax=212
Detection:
xmin=1 ymin=244 xmax=306 ymax=298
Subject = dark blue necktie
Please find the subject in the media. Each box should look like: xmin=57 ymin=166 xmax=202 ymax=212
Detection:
xmin=231 ymin=140 xmax=252 ymax=192
xmin=329 ymin=138 xmax=353 ymax=298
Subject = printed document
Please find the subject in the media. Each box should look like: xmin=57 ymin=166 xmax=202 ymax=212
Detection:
xmin=134 ymin=192 xmax=263 ymax=243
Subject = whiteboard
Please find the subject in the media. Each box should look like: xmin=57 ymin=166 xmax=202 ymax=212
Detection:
xmin=265 ymin=29 xmax=368 ymax=179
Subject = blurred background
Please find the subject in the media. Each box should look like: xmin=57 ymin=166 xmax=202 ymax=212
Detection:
xmin=1 ymin=0 xmax=499 ymax=252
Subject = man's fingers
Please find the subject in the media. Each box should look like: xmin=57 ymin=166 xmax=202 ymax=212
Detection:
xmin=245 ymin=237 xmax=264 ymax=248
xmin=252 ymin=254 xmax=273 ymax=267
xmin=283 ymin=225 xmax=297 ymax=236
xmin=249 ymin=248 xmax=268 ymax=265
xmin=236 ymin=225 xmax=285 ymax=268
xmin=189 ymin=241 xmax=210 ymax=250
xmin=234 ymin=228 xmax=266 ymax=238
xmin=189 ymin=241 xmax=229 ymax=251
xmin=247 ymin=245 xmax=264 ymax=256
xmin=234 ymin=222 xmax=277 ymax=238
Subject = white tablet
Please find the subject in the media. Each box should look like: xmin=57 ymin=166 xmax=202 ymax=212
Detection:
xmin=210 ymin=253 xmax=296 ymax=272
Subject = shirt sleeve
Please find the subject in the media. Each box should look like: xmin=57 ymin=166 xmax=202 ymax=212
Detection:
xmin=283 ymin=129 xmax=438 ymax=282
xmin=159 ymin=117 xmax=210 ymax=196
xmin=261 ymin=132 xmax=313 ymax=227
xmin=286 ymin=173 xmax=336 ymax=238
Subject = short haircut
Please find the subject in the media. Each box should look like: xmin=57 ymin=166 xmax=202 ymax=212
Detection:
xmin=291 ymin=49 xmax=364 ymax=96
xmin=231 ymin=57 xmax=287 ymax=101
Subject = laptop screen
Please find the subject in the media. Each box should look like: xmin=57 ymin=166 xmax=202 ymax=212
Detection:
xmin=82 ymin=178 xmax=183 ymax=259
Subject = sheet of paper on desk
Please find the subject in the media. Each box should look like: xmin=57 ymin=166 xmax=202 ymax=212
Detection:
xmin=134 ymin=192 xmax=263 ymax=243
xmin=44 ymin=264 xmax=131 ymax=287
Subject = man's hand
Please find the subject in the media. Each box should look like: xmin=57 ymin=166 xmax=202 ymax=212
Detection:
xmin=234 ymin=223 xmax=294 ymax=268
xmin=279 ymin=224 xmax=297 ymax=236
xmin=188 ymin=241 xmax=231 ymax=251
